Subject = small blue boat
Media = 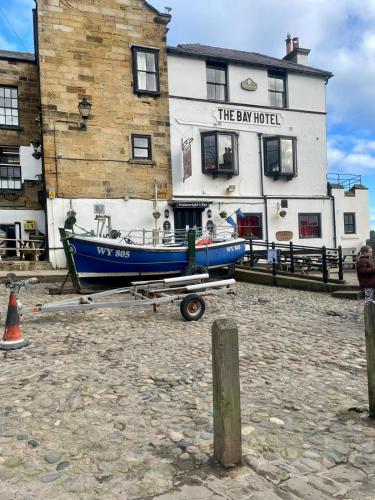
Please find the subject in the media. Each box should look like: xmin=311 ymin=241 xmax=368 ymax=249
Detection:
xmin=67 ymin=234 xmax=245 ymax=279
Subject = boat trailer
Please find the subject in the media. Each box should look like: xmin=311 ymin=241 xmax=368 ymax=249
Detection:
xmin=10 ymin=274 xmax=236 ymax=322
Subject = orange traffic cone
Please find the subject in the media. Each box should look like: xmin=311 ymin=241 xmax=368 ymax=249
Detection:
xmin=0 ymin=291 xmax=30 ymax=350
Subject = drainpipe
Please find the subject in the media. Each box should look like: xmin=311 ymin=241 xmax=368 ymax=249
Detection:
xmin=33 ymin=6 xmax=49 ymax=260
xmin=258 ymin=133 xmax=268 ymax=243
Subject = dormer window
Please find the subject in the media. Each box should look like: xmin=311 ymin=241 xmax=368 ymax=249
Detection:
xmin=201 ymin=131 xmax=238 ymax=177
xmin=268 ymin=72 xmax=286 ymax=108
xmin=206 ymin=63 xmax=228 ymax=102
xmin=132 ymin=46 xmax=160 ymax=96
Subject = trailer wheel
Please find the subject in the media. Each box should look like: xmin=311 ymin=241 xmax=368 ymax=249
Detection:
xmin=180 ymin=294 xmax=205 ymax=321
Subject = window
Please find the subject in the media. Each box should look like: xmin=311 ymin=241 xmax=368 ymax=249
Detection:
xmin=131 ymin=135 xmax=152 ymax=160
xmin=201 ymin=132 xmax=238 ymax=176
xmin=206 ymin=64 xmax=227 ymax=101
xmin=299 ymin=213 xmax=321 ymax=239
xmin=264 ymin=136 xmax=296 ymax=179
xmin=132 ymin=47 xmax=160 ymax=95
xmin=0 ymin=86 xmax=19 ymax=126
xmin=0 ymin=146 xmax=21 ymax=189
xmin=237 ymin=214 xmax=263 ymax=239
xmin=344 ymin=213 xmax=356 ymax=234
xmin=268 ymin=72 xmax=286 ymax=108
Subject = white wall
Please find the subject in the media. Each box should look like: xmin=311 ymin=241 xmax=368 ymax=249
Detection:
xmin=0 ymin=209 xmax=45 ymax=240
xmin=332 ymin=186 xmax=370 ymax=251
xmin=287 ymin=73 xmax=327 ymax=112
xmin=47 ymin=197 xmax=172 ymax=268
xmin=168 ymin=54 xmax=327 ymax=111
xmin=170 ymin=97 xmax=328 ymax=198
xmin=20 ymin=145 xmax=42 ymax=182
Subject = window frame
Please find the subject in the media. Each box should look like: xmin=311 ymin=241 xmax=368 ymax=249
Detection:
xmin=268 ymin=71 xmax=287 ymax=108
xmin=263 ymin=135 xmax=297 ymax=179
xmin=201 ymin=131 xmax=239 ymax=177
xmin=131 ymin=46 xmax=160 ymax=96
xmin=206 ymin=62 xmax=228 ymax=102
xmin=237 ymin=213 xmax=263 ymax=240
xmin=344 ymin=212 xmax=356 ymax=235
xmin=0 ymin=146 xmax=21 ymax=190
xmin=131 ymin=134 xmax=152 ymax=161
xmin=298 ymin=213 xmax=322 ymax=239
xmin=0 ymin=85 xmax=19 ymax=127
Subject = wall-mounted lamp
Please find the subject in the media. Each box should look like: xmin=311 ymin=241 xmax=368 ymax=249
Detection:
xmin=164 ymin=208 xmax=170 ymax=219
xmin=226 ymin=184 xmax=236 ymax=193
xmin=207 ymin=208 xmax=212 ymax=218
xmin=277 ymin=199 xmax=288 ymax=218
xmin=78 ymin=98 xmax=92 ymax=130
xmin=31 ymin=138 xmax=42 ymax=159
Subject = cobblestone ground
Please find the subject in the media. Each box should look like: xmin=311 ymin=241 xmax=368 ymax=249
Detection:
xmin=0 ymin=281 xmax=374 ymax=499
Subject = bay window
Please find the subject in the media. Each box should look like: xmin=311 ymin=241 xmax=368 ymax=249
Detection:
xmin=201 ymin=131 xmax=238 ymax=177
xmin=264 ymin=136 xmax=297 ymax=179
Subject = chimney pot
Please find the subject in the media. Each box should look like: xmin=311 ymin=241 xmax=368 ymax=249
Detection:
xmin=285 ymin=33 xmax=292 ymax=54
xmin=292 ymin=37 xmax=299 ymax=50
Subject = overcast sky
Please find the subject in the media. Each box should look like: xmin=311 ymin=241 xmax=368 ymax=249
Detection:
xmin=1 ymin=0 xmax=375 ymax=226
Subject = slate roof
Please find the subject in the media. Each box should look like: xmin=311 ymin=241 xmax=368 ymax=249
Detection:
xmin=167 ymin=44 xmax=333 ymax=80
xmin=0 ymin=50 xmax=35 ymax=63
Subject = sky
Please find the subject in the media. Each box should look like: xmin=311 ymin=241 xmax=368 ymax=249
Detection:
xmin=1 ymin=0 xmax=375 ymax=227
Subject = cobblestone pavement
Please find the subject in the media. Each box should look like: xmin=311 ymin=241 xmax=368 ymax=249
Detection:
xmin=0 ymin=281 xmax=374 ymax=499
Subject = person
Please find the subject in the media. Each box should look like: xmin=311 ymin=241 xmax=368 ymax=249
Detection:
xmin=356 ymin=245 xmax=375 ymax=304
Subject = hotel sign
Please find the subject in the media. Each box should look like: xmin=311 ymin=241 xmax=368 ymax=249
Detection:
xmin=216 ymin=107 xmax=283 ymax=127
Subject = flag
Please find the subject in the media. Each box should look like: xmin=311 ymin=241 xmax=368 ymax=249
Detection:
xmin=236 ymin=208 xmax=245 ymax=219
xmin=226 ymin=216 xmax=236 ymax=227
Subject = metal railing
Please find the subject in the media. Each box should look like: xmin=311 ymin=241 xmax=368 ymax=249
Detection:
xmin=76 ymin=226 xmax=237 ymax=246
xmin=242 ymin=239 xmax=357 ymax=283
xmin=327 ymin=173 xmax=362 ymax=191
xmin=0 ymin=238 xmax=45 ymax=261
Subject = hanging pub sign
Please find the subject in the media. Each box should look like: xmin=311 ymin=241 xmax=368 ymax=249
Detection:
xmin=182 ymin=138 xmax=193 ymax=182
xmin=173 ymin=201 xmax=210 ymax=209
xmin=215 ymin=107 xmax=283 ymax=127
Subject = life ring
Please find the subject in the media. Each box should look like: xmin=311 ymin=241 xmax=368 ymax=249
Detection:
xmin=196 ymin=238 xmax=212 ymax=246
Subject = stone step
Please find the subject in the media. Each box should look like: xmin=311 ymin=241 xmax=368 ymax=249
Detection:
xmin=0 ymin=260 xmax=53 ymax=272
xmin=331 ymin=290 xmax=362 ymax=300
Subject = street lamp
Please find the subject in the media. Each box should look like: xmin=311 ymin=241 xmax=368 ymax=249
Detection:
xmin=31 ymin=138 xmax=42 ymax=159
xmin=78 ymin=98 xmax=92 ymax=130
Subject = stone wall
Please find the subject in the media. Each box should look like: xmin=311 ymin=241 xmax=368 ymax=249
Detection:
xmin=36 ymin=0 xmax=172 ymax=201
xmin=0 ymin=57 xmax=43 ymax=210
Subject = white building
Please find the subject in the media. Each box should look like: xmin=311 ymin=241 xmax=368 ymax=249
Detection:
xmin=167 ymin=37 xmax=369 ymax=251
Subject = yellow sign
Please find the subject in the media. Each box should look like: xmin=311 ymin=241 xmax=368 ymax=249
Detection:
xmin=23 ymin=220 xmax=36 ymax=231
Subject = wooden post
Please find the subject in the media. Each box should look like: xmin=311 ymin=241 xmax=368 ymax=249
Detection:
xmin=322 ymin=245 xmax=328 ymax=283
xmin=338 ymin=245 xmax=344 ymax=281
xmin=364 ymin=303 xmax=375 ymax=418
xmin=212 ymin=319 xmax=242 ymax=467
xmin=59 ymin=228 xmax=81 ymax=293
xmin=289 ymin=241 xmax=295 ymax=273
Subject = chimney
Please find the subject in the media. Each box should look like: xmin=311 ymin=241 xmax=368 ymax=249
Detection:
xmin=283 ymin=35 xmax=310 ymax=65
xmin=285 ymin=33 xmax=292 ymax=54
xmin=292 ymin=37 xmax=299 ymax=51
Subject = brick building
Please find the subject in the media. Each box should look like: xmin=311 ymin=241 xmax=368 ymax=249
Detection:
xmin=0 ymin=49 xmax=44 ymax=258
xmin=35 ymin=0 xmax=172 ymax=267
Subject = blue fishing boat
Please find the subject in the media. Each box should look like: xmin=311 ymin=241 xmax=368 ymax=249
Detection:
xmin=66 ymin=233 xmax=245 ymax=279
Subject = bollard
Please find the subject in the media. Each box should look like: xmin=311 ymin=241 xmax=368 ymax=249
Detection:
xmin=212 ymin=319 xmax=242 ymax=467
xmin=364 ymin=303 xmax=375 ymax=418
